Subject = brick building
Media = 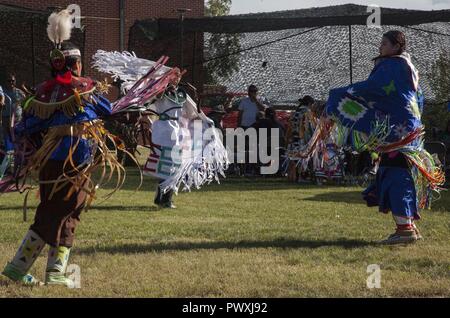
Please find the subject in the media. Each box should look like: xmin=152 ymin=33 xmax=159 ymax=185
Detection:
xmin=0 ymin=0 xmax=204 ymax=93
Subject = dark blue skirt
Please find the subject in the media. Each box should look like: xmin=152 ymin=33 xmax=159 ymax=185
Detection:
xmin=362 ymin=166 xmax=420 ymax=220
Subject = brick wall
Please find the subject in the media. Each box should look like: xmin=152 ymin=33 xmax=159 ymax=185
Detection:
xmin=0 ymin=0 xmax=204 ymax=92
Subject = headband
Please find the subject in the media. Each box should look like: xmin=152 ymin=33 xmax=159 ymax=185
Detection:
xmin=63 ymin=49 xmax=81 ymax=57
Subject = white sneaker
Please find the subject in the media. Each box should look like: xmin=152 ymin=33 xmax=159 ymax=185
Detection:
xmin=380 ymin=229 xmax=418 ymax=245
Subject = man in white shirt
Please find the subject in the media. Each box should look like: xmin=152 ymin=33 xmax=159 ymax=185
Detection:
xmin=238 ymin=85 xmax=267 ymax=129
xmin=237 ymin=85 xmax=267 ymax=176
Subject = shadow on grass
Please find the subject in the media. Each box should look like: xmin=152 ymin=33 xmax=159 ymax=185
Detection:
xmin=304 ymin=190 xmax=450 ymax=211
xmin=99 ymin=177 xmax=309 ymax=192
xmin=88 ymin=205 xmax=160 ymax=212
xmin=0 ymin=205 xmax=160 ymax=212
xmin=77 ymin=238 xmax=376 ymax=255
xmin=0 ymin=206 xmax=36 ymax=211
xmin=194 ymin=177 xmax=352 ymax=193
xmin=97 ymin=168 xmax=347 ymax=192
xmin=303 ymin=191 xmax=365 ymax=204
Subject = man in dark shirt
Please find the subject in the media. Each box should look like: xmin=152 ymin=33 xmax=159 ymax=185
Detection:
xmin=252 ymin=108 xmax=285 ymax=175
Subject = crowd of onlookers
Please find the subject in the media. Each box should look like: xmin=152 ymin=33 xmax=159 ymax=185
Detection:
xmin=1 ymin=74 xmax=449 ymax=184
xmin=207 ymin=84 xmax=450 ymax=184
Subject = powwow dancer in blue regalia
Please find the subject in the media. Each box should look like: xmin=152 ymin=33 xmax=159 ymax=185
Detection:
xmin=1 ymin=8 xmax=228 ymax=287
xmin=326 ymin=30 xmax=445 ymax=244
xmin=0 ymin=10 xmax=129 ymax=287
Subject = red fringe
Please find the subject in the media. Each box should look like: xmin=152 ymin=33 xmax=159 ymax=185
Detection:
xmin=376 ymin=128 xmax=423 ymax=153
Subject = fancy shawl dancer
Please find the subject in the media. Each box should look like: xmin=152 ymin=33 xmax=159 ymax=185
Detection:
xmin=285 ymin=96 xmax=318 ymax=182
xmin=285 ymin=96 xmax=343 ymax=184
xmin=1 ymin=10 xmax=126 ymax=286
xmin=326 ymin=30 xmax=445 ymax=244
xmin=92 ymin=51 xmax=229 ymax=209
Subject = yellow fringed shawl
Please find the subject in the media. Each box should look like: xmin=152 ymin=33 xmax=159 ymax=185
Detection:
xmin=23 ymin=87 xmax=96 ymax=119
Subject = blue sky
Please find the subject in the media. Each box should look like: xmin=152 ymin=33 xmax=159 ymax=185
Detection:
xmin=230 ymin=0 xmax=450 ymax=14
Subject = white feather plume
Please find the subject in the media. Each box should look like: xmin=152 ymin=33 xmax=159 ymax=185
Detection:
xmin=47 ymin=9 xmax=73 ymax=45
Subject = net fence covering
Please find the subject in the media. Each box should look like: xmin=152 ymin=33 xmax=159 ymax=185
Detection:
xmin=0 ymin=5 xmax=85 ymax=87
xmin=204 ymin=23 xmax=450 ymax=105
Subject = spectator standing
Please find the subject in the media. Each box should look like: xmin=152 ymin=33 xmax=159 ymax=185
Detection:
xmin=253 ymin=108 xmax=286 ymax=175
xmin=0 ymin=73 xmax=25 ymax=151
xmin=237 ymin=85 xmax=267 ymax=176
xmin=238 ymin=85 xmax=267 ymax=129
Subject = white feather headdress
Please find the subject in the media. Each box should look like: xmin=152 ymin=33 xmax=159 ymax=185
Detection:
xmin=47 ymin=10 xmax=73 ymax=47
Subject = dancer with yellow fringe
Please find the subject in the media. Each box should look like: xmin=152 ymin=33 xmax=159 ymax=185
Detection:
xmin=1 ymin=10 xmax=126 ymax=287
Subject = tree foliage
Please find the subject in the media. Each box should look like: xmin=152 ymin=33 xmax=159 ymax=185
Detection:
xmin=204 ymin=0 xmax=240 ymax=84
xmin=423 ymin=51 xmax=450 ymax=136
xmin=205 ymin=0 xmax=232 ymax=16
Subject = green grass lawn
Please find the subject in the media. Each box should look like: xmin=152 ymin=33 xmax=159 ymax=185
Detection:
xmin=0 ymin=171 xmax=449 ymax=297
